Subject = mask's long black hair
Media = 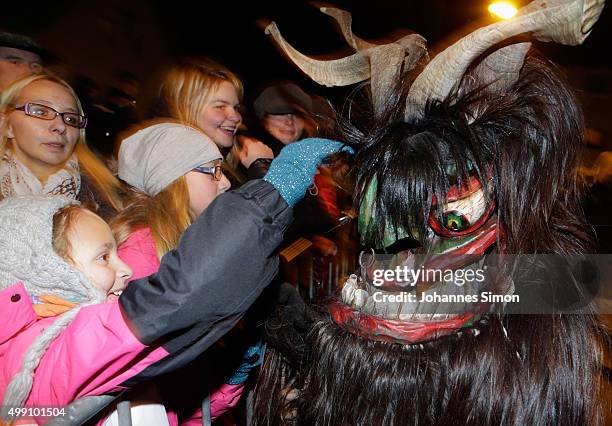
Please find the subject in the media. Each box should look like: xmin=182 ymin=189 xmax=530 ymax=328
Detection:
xmin=253 ymin=56 xmax=605 ymax=426
xmin=352 ymin=56 xmax=592 ymax=254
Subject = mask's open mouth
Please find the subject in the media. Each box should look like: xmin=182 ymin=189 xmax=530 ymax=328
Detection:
xmin=345 ymin=254 xmax=494 ymax=320
xmin=331 ymin=217 xmax=513 ymax=344
xmin=361 ymin=219 xmax=498 ymax=292
xmin=329 ymin=300 xmax=481 ymax=344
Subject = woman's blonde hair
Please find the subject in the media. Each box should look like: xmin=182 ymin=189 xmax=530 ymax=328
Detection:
xmin=159 ymin=59 xmax=243 ymax=128
xmin=111 ymin=176 xmax=192 ymax=259
xmin=111 ymin=60 xmax=242 ymax=257
xmin=0 ymin=73 xmax=123 ymax=211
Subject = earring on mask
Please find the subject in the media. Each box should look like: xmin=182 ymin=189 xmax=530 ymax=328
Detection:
xmin=358 ymin=248 xmax=376 ymax=282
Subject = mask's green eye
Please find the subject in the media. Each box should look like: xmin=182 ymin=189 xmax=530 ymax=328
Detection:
xmin=442 ymin=211 xmax=470 ymax=232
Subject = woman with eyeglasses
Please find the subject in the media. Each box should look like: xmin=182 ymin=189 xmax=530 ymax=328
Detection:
xmin=108 ymin=120 xmax=351 ymax=425
xmin=0 ymin=73 xmax=123 ymax=217
xmin=112 ymin=122 xmax=230 ymax=268
xmin=109 ymin=122 xmax=239 ymax=423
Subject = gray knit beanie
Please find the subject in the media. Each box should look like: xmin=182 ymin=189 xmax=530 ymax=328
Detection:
xmin=0 ymin=195 xmax=105 ymax=415
xmin=118 ymin=123 xmax=223 ymax=196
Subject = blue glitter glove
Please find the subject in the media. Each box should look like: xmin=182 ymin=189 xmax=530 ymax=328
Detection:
xmin=226 ymin=341 xmax=266 ymax=385
xmin=263 ymin=138 xmax=353 ymax=207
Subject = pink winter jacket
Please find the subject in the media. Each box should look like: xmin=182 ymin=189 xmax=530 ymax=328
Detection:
xmin=118 ymin=228 xmax=161 ymax=281
xmin=0 ymin=282 xmax=169 ymax=424
xmin=118 ymin=227 xmax=244 ymax=425
xmin=0 ymin=181 xmax=291 ymax=425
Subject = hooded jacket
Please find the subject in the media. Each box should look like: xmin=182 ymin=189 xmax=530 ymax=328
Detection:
xmin=0 ymin=180 xmax=291 ymax=424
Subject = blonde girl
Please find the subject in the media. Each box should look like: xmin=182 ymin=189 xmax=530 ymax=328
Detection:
xmin=158 ymin=59 xmax=243 ymax=149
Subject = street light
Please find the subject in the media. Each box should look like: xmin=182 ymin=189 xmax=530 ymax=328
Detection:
xmin=488 ymin=2 xmax=518 ymax=19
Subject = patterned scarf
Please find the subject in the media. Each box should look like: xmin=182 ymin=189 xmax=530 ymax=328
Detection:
xmin=0 ymin=150 xmax=81 ymax=199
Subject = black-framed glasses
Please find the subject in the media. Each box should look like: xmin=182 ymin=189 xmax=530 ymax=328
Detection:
xmin=193 ymin=164 xmax=223 ymax=181
xmin=14 ymin=102 xmax=87 ymax=129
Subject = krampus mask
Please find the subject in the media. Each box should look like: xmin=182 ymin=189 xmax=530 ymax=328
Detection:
xmin=255 ymin=1 xmax=606 ymax=425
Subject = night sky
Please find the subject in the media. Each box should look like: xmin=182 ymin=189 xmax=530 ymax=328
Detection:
xmin=2 ymin=0 xmax=611 ymax=111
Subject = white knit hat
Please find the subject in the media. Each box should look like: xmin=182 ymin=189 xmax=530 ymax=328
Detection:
xmin=118 ymin=123 xmax=223 ymax=196
xmin=0 ymin=195 xmax=105 ymax=302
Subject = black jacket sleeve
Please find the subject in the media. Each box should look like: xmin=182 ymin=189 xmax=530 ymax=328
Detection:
xmin=118 ymin=180 xmax=291 ymax=383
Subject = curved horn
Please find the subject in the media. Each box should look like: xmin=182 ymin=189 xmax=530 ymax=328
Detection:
xmin=265 ymin=21 xmax=371 ymax=87
xmin=366 ymin=35 xmax=427 ymax=115
xmin=405 ymin=0 xmax=606 ymax=120
xmin=367 ymin=43 xmax=406 ymax=115
xmin=468 ymin=42 xmax=532 ymax=96
xmin=318 ymin=4 xmax=428 ymax=72
xmin=395 ymin=33 xmax=429 ymax=72
xmin=319 ymin=6 xmax=376 ymax=51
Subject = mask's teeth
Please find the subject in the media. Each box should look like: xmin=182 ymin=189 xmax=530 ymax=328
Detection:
xmin=341 ymin=277 xmax=357 ymax=305
xmin=363 ymin=296 xmax=377 ymax=315
xmin=398 ymin=297 xmax=419 ymax=321
xmin=353 ymin=289 xmax=369 ymax=309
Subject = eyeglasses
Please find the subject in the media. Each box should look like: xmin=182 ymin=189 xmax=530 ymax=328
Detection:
xmin=193 ymin=164 xmax=223 ymax=181
xmin=14 ymin=102 xmax=87 ymax=129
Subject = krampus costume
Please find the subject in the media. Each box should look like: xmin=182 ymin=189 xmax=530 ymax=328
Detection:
xmin=254 ymin=1 xmax=607 ymax=425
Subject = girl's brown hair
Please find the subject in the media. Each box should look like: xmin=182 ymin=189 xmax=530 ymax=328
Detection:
xmin=111 ymin=177 xmax=192 ymax=259
xmin=52 ymin=204 xmax=88 ymax=263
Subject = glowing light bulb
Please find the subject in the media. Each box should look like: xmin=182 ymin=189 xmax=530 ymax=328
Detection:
xmin=488 ymin=2 xmax=518 ymax=19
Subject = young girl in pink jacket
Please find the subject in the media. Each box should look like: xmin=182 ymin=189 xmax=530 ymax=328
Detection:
xmin=0 ymin=188 xmax=287 ymax=425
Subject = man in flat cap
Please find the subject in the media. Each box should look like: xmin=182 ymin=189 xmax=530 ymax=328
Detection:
xmin=0 ymin=32 xmax=44 ymax=91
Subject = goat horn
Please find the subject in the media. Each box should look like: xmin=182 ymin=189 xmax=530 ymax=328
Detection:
xmin=318 ymin=5 xmax=428 ymax=73
xmin=467 ymin=42 xmax=532 ymax=96
xmin=368 ymin=43 xmax=407 ymax=115
xmin=405 ymin=0 xmax=606 ymax=120
xmin=319 ymin=6 xmax=376 ymax=51
xmin=396 ymin=33 xmax=429 ymax=72
xmin=265 ymin=21 xmax=371 ymax=87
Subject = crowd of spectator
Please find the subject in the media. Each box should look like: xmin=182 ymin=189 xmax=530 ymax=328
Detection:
xmin=0 ymin=30 xmax=355 ymax=425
